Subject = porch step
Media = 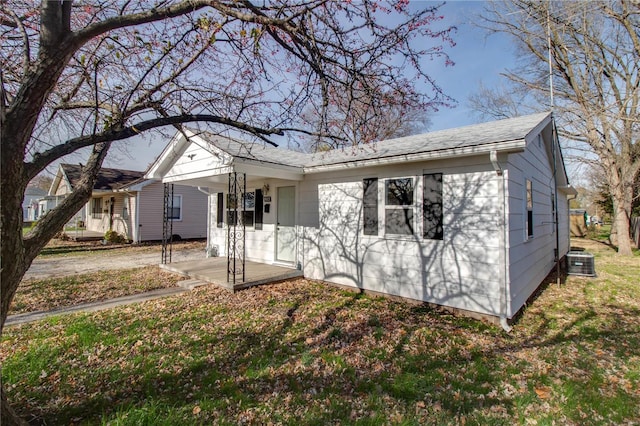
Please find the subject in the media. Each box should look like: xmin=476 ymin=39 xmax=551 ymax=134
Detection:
xmin=177 ymin=279 xmax=208 ymax=290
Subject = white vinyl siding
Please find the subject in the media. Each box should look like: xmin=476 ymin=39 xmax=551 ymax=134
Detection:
xmin=137 ymin=182 xmax=207 ymax=241
xmin=301 ymin=158 xmax=505 ymax=317
xmin=506 ymin=131 xmax=559 ymax=317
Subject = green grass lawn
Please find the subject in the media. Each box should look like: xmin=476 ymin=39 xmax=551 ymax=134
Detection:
xmin=10 ymin=267 xmax=182 ymax=315
xmin=1 ymin=238 xmax=639 ymax=425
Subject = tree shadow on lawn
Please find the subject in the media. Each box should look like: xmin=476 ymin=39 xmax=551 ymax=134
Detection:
xmin=11 ymin=284 xmax=640 ymax=425
xmin=14 ymin=292 xmax=515 ymax=425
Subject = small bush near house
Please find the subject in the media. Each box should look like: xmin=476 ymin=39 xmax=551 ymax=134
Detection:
xmin=54 ymin=231 xmax=70 ymax=241
xmin=104 ymin=230 xmax=126 ymax=244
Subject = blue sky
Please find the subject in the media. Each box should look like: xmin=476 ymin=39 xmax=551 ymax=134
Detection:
xmin=104 ymin=1 xmax=519 ymax=171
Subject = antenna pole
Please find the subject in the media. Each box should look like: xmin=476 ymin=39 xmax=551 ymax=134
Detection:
xmin=547 ymin=2 xmax=554 ymax=110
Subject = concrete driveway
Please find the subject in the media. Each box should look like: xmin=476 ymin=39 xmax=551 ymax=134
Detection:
xmin=24 ymin=244 xmax=207 ymax=280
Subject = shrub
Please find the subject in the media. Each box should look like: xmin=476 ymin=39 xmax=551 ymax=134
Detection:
xmin=104 ymin=230 xmax=126 ymax=244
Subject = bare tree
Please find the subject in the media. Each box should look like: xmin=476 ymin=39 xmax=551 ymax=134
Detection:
xmin=0 ymin=1 xmax=454 ymax=422
xmin=475 ymin=0 xmax=639 ymax=255
xmin=299 ymin=81 xmax=440 ymax=151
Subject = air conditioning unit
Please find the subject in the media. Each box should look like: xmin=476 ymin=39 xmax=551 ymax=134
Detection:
xmin=566 ymin=251 xmax=596 ymax=277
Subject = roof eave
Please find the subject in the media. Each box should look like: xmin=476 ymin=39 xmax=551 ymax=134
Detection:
xmin=304 ymin=139 xmax=526 ymax=173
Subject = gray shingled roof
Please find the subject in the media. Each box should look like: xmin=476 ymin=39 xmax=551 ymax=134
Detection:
xmin=194 ymin=112 xmax=550 ymax=169
xmin=61 ymin=164 xmax=145 ymax=191
xmin=305 ymin=112 xmax=550 ymax=168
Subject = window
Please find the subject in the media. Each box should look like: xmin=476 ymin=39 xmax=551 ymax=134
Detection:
xmin=217 ymin=193 xmax=224 ymax=228
xmin=122 ymin=196 xmax=129 ymax=220
xmin=526 ymin=179 xmax=533 ymax=239
xmin=423 ymin=173 xmax=443 ymax=240
xmin=363 ymin=178 xmax=378 ymax=235
xmin=227 ymin=191 xmax=255 ymax=227
xmin=166 ymin=194 xmax=182 ymax=220
xmin=363 ymin=174 xmax=445 ymax=239
xmin=385 ymin=178 xmax=414 ymax=235
xmin=91 ymin=197 xmax=102 ymax=218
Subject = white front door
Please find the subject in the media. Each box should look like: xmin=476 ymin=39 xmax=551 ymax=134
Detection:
xmin=276 ymin=186 xmax=296 ymax=263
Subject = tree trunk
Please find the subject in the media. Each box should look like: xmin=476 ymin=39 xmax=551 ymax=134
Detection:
xmin=612 ymin=188 xmax=633 ymax=256
xmin=0 ymin=142 xmax=112 ymax=423
xmin=1 ymin=384 xmax=28 ymax=426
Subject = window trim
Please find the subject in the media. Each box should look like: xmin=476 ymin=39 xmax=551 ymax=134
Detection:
xmin=167 ymin=194 xmax=183 ymax=221
xmin=91 ymin=197 xmax=103 ymax=219
xmin=384 ymin=177 xmax=415 ymax=236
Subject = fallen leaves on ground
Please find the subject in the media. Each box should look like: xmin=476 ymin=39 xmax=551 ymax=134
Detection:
xmin=9 ymin=266 xmax=181 ymax=314
xmin=1 ymin=238 xmax=639 ymax=425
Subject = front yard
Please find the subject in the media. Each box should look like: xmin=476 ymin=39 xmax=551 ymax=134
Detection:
xmin=1 ymin=238 xmax=639 ymax=425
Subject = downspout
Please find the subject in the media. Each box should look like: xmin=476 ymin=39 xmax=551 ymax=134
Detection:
xmin=491 ymin=150 xmax=513 ymax=332
xmin=135 ymin=191 xmax=141 ymax=243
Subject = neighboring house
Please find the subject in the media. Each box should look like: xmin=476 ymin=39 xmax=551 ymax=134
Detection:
xmin=23 ymin=187 xmax=47 ymax=221
xmin=49 ymin=164 xmax=207 ymax=242
xmin=37 ymin=195 xmax=67 ymax=220
xmin=146 ymin=113 xmax=576 ymax=324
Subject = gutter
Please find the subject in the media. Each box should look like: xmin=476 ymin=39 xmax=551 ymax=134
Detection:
xmin=305 ymin=139 xmax=526 ymax=174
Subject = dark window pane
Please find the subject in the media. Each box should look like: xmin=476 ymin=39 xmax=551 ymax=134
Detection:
xmin=243 ymin=192 xmax=255 ymax=209
xmin=386 ymin=178 xmax=413 ymax=205
xmin=242 ymin=210 xmax=254 ymax=226
xmin=528 ymin=210 xmax=533 ymax=238
xmin=423 ymin=173 xmax=443 ymax=240
xmin=385 ymin=208 xmax=414 ymax=235
xmin=228 ymin=211 xmax=237 ymax=226
xmin=363 ymin=178 xmax=378 ymax=235
xmin=172 ymin=207 xmax=181 ymax=219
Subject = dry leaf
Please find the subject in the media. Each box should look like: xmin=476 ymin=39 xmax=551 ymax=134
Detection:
xmin=534 ymin=386 xmax=551 ymax=399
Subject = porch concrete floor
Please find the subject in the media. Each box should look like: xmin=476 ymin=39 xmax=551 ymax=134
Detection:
xmin=66 ymin=229 xmax=104 ymax=241
xmin=159 ymin=257 xmax=303 ymax=292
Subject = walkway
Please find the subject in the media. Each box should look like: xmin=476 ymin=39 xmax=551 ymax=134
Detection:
xmin=6 ymin=287 xmax=188 ymax=326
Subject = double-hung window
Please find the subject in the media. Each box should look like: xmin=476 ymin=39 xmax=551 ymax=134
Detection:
xmin=227 ymin=191 xmax=257 ymax=227
xmin=363 ymin=174 xmax=443 ymax=240
xmin=385 ymin=178 xmax=414 ymax=235
xmin=242 ymin=191 xmax=255 ymax=227
xmin=166 ymin=194 xmax=182 ymax=220
xmin=91 ymin=197 xmax=102 ymax=218
xmin=525 ymin=179 xmax=533 ymax=239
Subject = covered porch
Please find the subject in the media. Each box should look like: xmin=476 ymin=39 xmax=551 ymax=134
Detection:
xmin=146 ymin=128 xmax=305 ymax=288
xmin=159 ymin=257 xmax=303 ymax=292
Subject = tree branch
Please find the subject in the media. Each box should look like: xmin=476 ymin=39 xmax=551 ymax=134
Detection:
xmin=26 ymin=114 xmax=284 ymax=179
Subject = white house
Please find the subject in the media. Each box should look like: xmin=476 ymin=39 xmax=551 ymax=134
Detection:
xmin=50 ymin=164 xmax=208 ymax=242
xmin=146 ymin=113 xmax=576 ymax=325
xmin=23 ymin=187 xmax=47 ymax=221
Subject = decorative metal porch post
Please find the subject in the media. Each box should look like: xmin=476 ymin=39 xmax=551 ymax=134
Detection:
xmin=227 ymin=172 xmax=246 ymax=284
